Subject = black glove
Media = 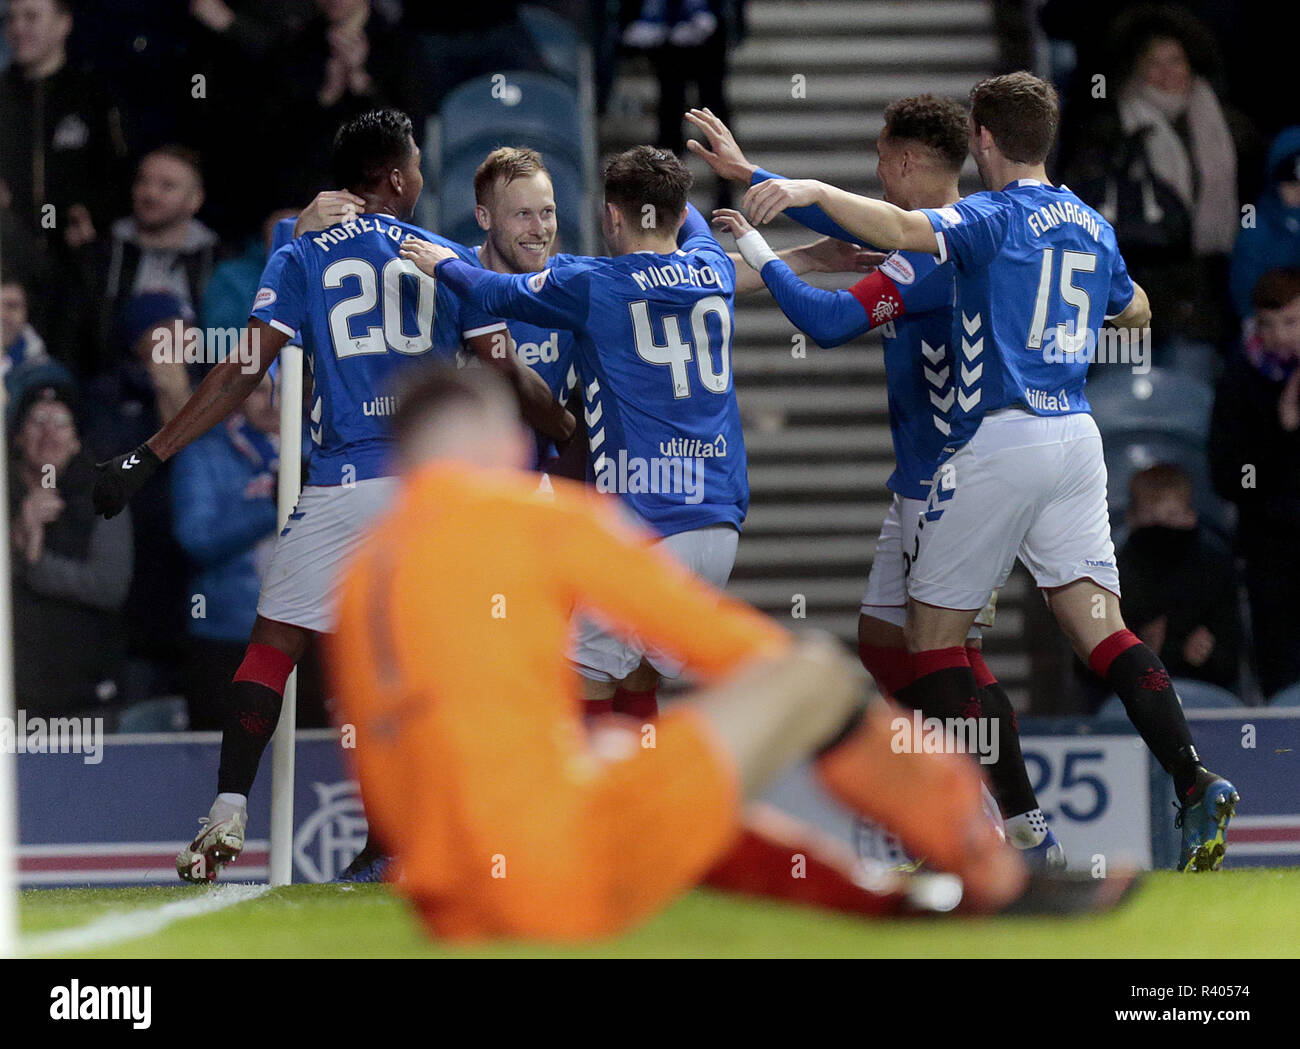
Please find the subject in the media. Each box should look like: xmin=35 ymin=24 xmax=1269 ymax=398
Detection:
xmin=92 ymin=443 xmax=162 ymax=518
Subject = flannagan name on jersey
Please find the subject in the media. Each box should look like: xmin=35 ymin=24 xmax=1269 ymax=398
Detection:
xmin=1025 ymin=198 xmax=1102 ymax=240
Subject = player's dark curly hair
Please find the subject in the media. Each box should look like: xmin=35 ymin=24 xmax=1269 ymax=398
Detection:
xmin=882 ymin=95 xmax=969 ymax=171
xmin=331 ymin=109 xmax=416 ymax=193
xmin=603 ymin=146 xmax=693 ymax=232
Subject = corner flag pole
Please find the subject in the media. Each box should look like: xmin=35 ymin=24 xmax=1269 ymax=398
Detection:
xmin=269 ymin=341 xmax=304 ymax=886
xmin=0 ymin=223 xmax=17 ymax=955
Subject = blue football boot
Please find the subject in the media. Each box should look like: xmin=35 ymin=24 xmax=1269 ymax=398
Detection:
xmin=1176 ymin=770 xmax=1239 ymax=872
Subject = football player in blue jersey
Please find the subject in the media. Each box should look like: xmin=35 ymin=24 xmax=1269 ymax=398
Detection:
xmin=742 ymin=72 xmax=1238 ymax=872
xmin=89 ymin=108 xmax=575 ymax=883
xmin=688 ymin=100 xmax=1064 ymax=870
xmin=401 ymin=145 xmax=750 ymax=722
xmin=464 ymin=147 xmax=583 ymax=476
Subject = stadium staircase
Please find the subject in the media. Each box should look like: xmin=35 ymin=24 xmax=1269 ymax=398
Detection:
xmin=605 ymin=1 xmax=1043 ymax=706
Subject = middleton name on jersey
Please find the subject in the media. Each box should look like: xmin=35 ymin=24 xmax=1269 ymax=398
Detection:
xmin=629 ymin=258 xmax=726 ymax=292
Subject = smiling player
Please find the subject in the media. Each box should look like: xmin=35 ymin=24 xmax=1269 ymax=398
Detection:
xmin=90 ymin=108 xmax=574 ymax=883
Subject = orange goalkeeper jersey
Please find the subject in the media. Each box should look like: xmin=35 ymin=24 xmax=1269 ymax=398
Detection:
xmin=330 ymin=463 xmax=790 ymax=940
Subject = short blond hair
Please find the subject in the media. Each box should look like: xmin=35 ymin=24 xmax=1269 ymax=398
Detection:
xmin=474 ymin=147 xmax=549 ymax=206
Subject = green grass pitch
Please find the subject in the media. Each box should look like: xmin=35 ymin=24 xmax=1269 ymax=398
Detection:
xmin=17 ymin=869 xmax=1300 ymax=958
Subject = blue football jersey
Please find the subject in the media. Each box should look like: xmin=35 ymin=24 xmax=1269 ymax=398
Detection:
xmin=439 ymin=210 xmax=747 ymax=537
xmin=922 ymin=180 xmax=1135 ymax=450
xmin=860 ymin=252 xmax=958 ymax=500
xmin=251 ymin=214 xmax=505 ymax=485
xmin=466 ymin=247 xmax=580 ymax=468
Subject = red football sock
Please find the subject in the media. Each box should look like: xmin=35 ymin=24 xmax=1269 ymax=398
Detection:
xmin=965 ymin=647 xmax=997 ymax=689
xmin=858 ymin=642 xmax=914 ymax=697
xmin=232 ymin=642 xmax=295 ymax=695
xmin=704 ymin=816 xmax=909 ymax=918
xmin=612 ymin=686 xmax=658 ymax=720
xmin=583 ymin=698 xmax=615 ymax=719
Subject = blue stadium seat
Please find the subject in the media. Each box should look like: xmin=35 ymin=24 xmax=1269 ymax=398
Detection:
xmin=1094 ymin=679 xmax=1242 ymax=718
xmin=1171 ymin=678 xmax=1243 ymax=709
xmin=116 ymin=697 xmax=188 ymax=733
xmin=1094 ymin=694 xmax=1128 ymax=721
xmin=1267 ymin=682 xmax=1300 ymax=708
xmin=519 ymin=4 xmax=582 ymax=84
xmin=440 ymin=72 xmax=585 ymax=175
xmin=1087 ymin=366 xmax=1213 ymax=447
xmin=438 ymin=148 xmax=589 ymax=257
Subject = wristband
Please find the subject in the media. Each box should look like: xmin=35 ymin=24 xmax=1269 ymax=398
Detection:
xmin=735 ymin=229 xmax=780 ymax=272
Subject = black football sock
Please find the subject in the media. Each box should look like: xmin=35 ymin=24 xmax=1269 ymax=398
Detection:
xmin=979 ymin=679 xmax=1040 ymax=817
xmin=965 ymin=647 xmax=1039 ymax=816
xmin=217 ymin=679 xmax=285 ymax=796
xmin=893 ymin=647 xmax=982 ymax=720
xmin=1090 ymin=630 xmax=1201 ymax=798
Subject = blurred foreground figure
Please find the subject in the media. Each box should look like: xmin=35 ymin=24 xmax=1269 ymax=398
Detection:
xmin=329 ymin=364 xmax=1026 ymax=942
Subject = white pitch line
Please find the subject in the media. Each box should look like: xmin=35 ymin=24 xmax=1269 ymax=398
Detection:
xmin=20 ymin=883 xmax=274 ymax=957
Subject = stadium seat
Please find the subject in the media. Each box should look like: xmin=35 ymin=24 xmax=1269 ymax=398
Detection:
xmin=438 ymin=147 xmax=589 ymax=257
xmin=1267 ymin=682 xmax=1300 ymax=708
xmin=115 ymin=697 xmax=189 ymax=733
xmin=519 ymin=4 xmax=582 ymax=85
xmin=1094 ymin=694 xmax=1128 ymax=721
xmin=440 ymin=72 xmax=586 ymax=174
xmin=1086 ymin=366 xmax=1214 ymax=447
xmin=1170 ymin=678 xmax=1243 ymax=709
xmin=1094 ymin=679 xmax=1242 ymax=718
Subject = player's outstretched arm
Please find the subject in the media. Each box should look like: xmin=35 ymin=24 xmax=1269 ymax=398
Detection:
xmin=731 ymin=236 xmax=881 ymax=295
xmin=716 ymin=210 xmax=879 ymax=346
xmin=91 ymin=319 xmax=288 ymax=518
xmin=686 ymin=108 xmax=871 ymax=245
xmin=744 ymin=179 xmax=938 ymax=255
xmin=401 ymin=237 xmax=576 ymax=440
xmin=684 ymin=107 xmax=757 ymax=184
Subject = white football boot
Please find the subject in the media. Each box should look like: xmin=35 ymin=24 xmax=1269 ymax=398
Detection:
xmin=176 ymin=798 xmax=247 ymax=883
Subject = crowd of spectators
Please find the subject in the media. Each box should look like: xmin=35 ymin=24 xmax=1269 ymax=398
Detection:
xmin=0 ymin=0 xmax=569 ymax=723
xmin=1022 ymin=2 xmax=1299 ymax=703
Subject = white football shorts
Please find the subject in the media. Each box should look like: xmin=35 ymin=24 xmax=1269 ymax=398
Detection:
xmin=860 ymin=493 xmax=996 ymax=638
xmin=907 ymin=409 xmax=1120 ymax=611
xmin=257 ymin=476 xmax=400 ymax=633
xmin=571 ymin=523 xmax=740 ymax=683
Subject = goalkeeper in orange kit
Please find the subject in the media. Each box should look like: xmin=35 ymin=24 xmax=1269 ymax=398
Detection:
xmin=329 ymin=365 xmax=1028 ymax=942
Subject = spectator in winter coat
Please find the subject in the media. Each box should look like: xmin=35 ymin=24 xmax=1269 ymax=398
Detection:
xmin=1230 ymin=126 xmax=1300 ymax=320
